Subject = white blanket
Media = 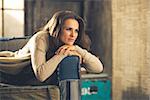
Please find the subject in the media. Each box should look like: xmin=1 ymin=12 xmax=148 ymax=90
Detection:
xmin=0 ymin=51 xmax=31 ymax=74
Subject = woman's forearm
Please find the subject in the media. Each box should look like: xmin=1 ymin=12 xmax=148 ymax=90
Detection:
xmin=35 ymin=54 xmax=66 ymax=82
xmin=75 ymin=45 xmax=103 ymax=73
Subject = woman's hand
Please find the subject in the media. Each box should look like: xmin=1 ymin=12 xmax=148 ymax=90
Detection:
xmin=55 ymin=45 xmax=75 ymax=55
xmin=55 ymin=45 xmax=82 ymax=63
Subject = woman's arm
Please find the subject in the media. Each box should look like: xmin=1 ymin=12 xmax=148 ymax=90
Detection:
xmin=55 ymin=44 xmax=103 ymax=73
xmin=29 ymin=35 xmax=66 ymax=82
xmin=75 ymin=45 xmax=103 ymax=73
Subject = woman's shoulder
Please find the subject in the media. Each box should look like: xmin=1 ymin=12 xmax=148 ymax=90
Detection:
xmin=29 ymin=31 xmax=49 ymax=42
xmin=28 ymin=31 xmax=50 ymax=46
xmin=34 ymin=31 xmax=49 ymax=39
xmin=28 ymin=31 xmax=50 ymax=50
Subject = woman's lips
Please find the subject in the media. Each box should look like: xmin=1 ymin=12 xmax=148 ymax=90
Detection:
xmin=68 ymin=38 xmax=75 ymax=42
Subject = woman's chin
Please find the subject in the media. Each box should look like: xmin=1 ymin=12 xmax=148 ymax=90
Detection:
xmin=65 ymin=43 xmax=74 ymax=45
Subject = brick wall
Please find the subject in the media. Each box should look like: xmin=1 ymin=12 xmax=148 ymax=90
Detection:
xmin=112 ymin=0 xmax=150 ymax=99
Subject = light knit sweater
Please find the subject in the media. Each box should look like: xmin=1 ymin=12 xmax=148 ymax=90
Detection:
xmin=1 ymin=31 xmax=103 ymax=81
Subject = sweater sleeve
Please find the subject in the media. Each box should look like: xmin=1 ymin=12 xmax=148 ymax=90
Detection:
xmin=75 ymin=45 xmax=103 ymax=73
xmin=29 ymin=35 xmax=66 ymax=82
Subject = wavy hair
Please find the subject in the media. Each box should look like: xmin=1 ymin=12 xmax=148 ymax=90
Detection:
xmin=41 ymin=11 xmax=91 ymax=50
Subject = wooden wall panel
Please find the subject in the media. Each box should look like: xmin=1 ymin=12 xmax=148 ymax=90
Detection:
xmin=33 ymin=1 xmax=82 ymax=33
xmin=84 ymin=0 xmax=112 ymax=75
xmin=25 ymin=0 xmax=83 ymax=35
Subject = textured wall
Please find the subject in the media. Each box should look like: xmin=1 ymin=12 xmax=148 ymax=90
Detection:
xmin=112 ymin=0 xmax=150 ymax=100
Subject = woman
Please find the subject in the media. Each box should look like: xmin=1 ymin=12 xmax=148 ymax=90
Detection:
xmin=2 ymin=11 xmax=103 ymax=84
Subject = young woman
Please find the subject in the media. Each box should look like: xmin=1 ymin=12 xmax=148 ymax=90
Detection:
xmin=1 ymin=11 xmax=103 ymax=85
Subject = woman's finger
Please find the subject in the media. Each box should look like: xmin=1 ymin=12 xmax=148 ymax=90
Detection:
xmin=55 ymin=45 xmax=75 ymax=55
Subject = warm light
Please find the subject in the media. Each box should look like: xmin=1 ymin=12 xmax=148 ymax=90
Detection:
xmin=4 ymin=10 xmax=24 ymax=37
xmin=0 ymin=0 xmax=25 ymax=37
xmin=4 ymin=0 xmax=24 ymax=9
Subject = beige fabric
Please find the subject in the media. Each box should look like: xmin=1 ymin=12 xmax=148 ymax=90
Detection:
xmin=0 ymin=51 xmax=31 ymax=74
xmin=0 ymin=51 xmax=30 ymax=63
xmin=0 ymin=31 xmax=103 ymax=81
xmin=48 ymin=85 xmax=60 ymax=100
xmin=0 ymin=85 xmax=60 ymax=100
xmin=75 ymin=45 xmax=103 ymax=73
xmin=0 ymin=51 xmax=15 ymax=57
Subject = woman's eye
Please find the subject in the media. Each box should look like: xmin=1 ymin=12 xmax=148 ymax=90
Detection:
xmin=75 ymin=29 xmax=79 ymax=33
xmin=66 ymin=28 xmax=72 ymax=31
xmin=65 ymin=28 xmax=79 ymax=33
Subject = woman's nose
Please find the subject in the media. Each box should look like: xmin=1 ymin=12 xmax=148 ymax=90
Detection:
xmin=70 ymin=31 xmax=76 ymax=37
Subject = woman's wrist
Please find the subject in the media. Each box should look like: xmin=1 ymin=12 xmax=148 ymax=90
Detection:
xmin=74 ymin=45 xmax=86 ymax=58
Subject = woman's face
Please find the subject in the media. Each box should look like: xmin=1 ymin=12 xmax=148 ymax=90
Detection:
xmin=60 ymin=18 xmax=79 ymax=45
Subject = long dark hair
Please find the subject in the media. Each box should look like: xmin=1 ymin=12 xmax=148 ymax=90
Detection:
xmin=42 ymin=11 xmax=91 ymax=50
